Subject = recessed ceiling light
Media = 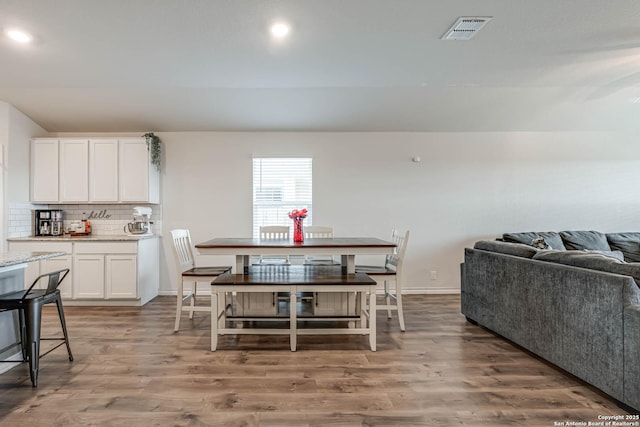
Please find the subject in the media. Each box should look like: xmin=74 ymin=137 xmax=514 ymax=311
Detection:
xmin=270 ymin=22 xmax=290 ymax=39
xmin=6 ymin=28 xmax=33 ymax=43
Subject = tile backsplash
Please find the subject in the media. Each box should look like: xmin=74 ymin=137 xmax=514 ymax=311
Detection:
xmin=8 ymin=203 xmax=46 ymax=237
xmin=7 ymin=203 xmax=162 ymax=237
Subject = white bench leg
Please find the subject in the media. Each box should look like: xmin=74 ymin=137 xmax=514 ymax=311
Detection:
xmin=369 ymin=287 xmax=376 ymax=351
xmin=290 ymin=290 xmax=297 ymax=351
xmin=211 ymin=291 xmax=219 ymax=351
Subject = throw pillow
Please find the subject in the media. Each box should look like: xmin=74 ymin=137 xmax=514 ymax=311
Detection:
xmin=606 ymin=232 xmax=640 ymax=263
xmin=502 ymin=232 xmax=566 ymax=251
xmin=559 ymin=230 xmax=611 ymax=251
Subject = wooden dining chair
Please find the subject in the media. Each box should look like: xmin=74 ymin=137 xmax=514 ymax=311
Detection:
xmin=304 ymin=226 xmax=333 ymax=239
xmin=303 ymin=226 xmax=338 ymax=265
xmin=171 ymin=229 xmax=232 ymax=332
xmin=257 ymin=226 xmax=291 ymax=265
xmin=355 ymin=229 xmax=410 ymax=331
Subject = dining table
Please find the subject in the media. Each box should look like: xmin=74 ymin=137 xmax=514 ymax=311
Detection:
xmin=195 ymin=236 xmax=397 ymax=351
xmin=194 ymin=237 xmax=397 ymax=273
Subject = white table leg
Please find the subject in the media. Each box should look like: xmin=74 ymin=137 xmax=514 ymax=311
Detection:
xmin=346 ymin=255 xmax=355 ymax=274
xmin=369 ymin=286 xmax=376 ymax=351
xmin=235 ymin=255 xmax=244 ymax=274
xmin=290 ymin=287 xmax=297 ymax=351
xmin=211 ymin=290 xmax=219 ymax=351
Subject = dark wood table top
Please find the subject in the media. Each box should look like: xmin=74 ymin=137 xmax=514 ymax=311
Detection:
xmin=196 ymin=237 xmax=395 ymax=249
xmin=213 ymin=265 xmax=376 ymax=286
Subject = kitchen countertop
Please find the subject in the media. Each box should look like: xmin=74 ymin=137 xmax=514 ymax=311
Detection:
xmin=7 ymin=234 xmax=158 ymax=242
xmin=0 ymin=251 xmax=67 ymax=268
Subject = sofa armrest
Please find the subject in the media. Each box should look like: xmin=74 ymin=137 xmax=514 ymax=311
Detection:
xmin=473 ymin=240 xmax=538 ymax=258
xmin=624 ymin=305 xmax=640 ymax=411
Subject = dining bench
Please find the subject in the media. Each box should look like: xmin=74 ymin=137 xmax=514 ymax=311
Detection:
xmin=210 ymin=265 xmax=377 ymax=351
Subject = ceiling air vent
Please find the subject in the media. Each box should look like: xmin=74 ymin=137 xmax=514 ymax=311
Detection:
xmin=441 ymin=16 xmax=492 ymax=40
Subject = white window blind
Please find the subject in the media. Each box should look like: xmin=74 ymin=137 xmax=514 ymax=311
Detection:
xmin=252 ymin=157 xmax=312 ymax=238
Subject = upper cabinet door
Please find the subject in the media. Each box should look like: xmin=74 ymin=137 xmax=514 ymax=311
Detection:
xmin=89 ymin=139 xmax=118 ymax=202
xmin=59 ymin=139 xmax=89 ymax=202
xmin=31 ymin=139 xmax=60 ymax=203
xmin=119 ymin=138 xmax=159 ymax=203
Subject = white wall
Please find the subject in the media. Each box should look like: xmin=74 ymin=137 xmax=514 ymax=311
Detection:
xmin=0 ymin=102 xmax=8 ymax=251
xmin=159 ymin=131 xmax=640 ymax=295
xmin=0 ymin=102 xmax=48 ymax=249
xmin=7 ymin=105 xmax=48 ymax=204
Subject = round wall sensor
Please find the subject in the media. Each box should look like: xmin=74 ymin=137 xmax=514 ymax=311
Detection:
xmin=412 ymin=156 xmax=421 ymax=163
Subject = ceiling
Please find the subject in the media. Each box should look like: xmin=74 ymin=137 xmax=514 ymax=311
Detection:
xmin=1 ymin=0 xmax=640 ymax=133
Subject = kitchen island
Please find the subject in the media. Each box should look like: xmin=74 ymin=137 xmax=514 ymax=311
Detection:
xmin=0 ymin=251 xmax=66 ymax=370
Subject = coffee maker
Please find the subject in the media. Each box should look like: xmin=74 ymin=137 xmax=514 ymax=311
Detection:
xmin=35 ymin=209 xmax=64 ymax=236
xmin=124 ymin=206 xmax=153 ymax=235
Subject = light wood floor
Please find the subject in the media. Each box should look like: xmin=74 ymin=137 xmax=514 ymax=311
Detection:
xmin=0 ymin=295 xmax=634 ymax=426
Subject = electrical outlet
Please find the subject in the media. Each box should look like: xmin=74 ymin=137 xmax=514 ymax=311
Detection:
xmin=430 ymin=270 xmax=437 ymax=281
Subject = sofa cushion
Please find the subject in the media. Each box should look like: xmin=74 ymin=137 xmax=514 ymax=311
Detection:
xmin=502 ymin=232 xmax=566 ymax=251
xmin=560 ymin=230 xmax=611 ymax=251
xmin=581 ymin=250 xmax=625 ymax=262
xmin=532 ymin=250 xmax=624 ymax=272
xmin=606 ymin=232 xmax=640 ymax=263
xmin=473 ymin=240 xmax=538 ymax=258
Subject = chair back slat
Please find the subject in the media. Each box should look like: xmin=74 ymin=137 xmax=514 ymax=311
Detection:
xmin=171 ymin=229 xmax=196 ymax=273
xmin=259 ymin=226 xmax=290 ymax=240
xmin=384 ymin=229 xmax=410 ymax=273
xmin=304 ymin=226 xmax=334 ymax=239
xmin=258 ymin=226 xmax=290 ymax=263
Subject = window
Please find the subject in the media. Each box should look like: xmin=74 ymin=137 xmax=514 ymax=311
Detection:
xmin=252 ymin=157 xmax=312 ymax=237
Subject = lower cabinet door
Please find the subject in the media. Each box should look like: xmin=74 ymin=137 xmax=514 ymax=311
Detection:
xmin=105 ymin=255 xmax=137 ymax=299
xmin=40 ymin=256 xmax=73 ymax=299
xmin=74 ymin=255 xmax=105 ymax=298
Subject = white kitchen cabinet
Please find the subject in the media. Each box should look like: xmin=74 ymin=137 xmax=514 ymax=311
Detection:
xmin=30 ymin=139 xmax=60 ymax=203
xmin=119 ymin=138 xmax=160 ymax=203
xmin=74 ymin=242 xmax=136 ymax=300
xmin=30 ymin=137 xmax=159 ymax=204
xmin=73 ymin=254 xmax=105 ymax=298
xmin=59 ymin=139 xmax=89 ymax=202
xmin=72 ymin=239 xmax=157 ymax=305
xmin=89 ymin=139 xmax=119 ymax=202
xmin=7 ymin=241 xmax=73 ymax=298
xmin=7 ymin=238 xmax=158 ymax=306
xmin=105 ymin=255 xmax=137 ymax=298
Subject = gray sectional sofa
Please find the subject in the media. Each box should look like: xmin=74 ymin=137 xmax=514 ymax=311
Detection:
xmin=461 ymin=230 xmax=640 ymax=411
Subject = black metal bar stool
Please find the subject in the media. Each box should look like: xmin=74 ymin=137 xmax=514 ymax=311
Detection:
xmin=0 ymin=268 xmax=73 ymax=387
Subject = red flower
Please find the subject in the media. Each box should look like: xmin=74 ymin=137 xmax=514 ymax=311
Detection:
xmin=288 ymin=208 xmax=308 ymax=219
